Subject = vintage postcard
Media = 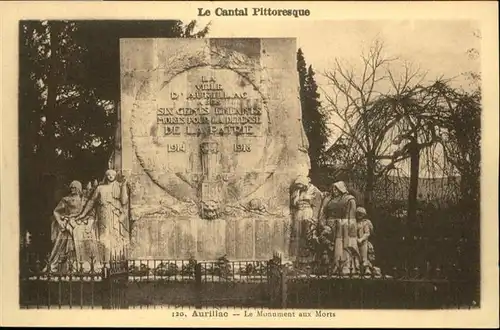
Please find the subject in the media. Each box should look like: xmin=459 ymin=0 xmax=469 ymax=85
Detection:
xmin=1 ymin=0 xmax=498 ymax=328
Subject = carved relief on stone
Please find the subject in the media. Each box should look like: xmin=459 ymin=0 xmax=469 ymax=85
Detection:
xmin=200 ymin=200 xmax=220 ymax=220
xmin=198 ymin=138 xmax=224 ymax=220
xmin=129 ymin=64 xmax=285 ymax=217
xmin=124 ymin=39 xmax=307 ymax=233
xmin=247 ymin=198 xmax=266 ymax=213
xmin=210 ymin=44 xmax=260 ymax=70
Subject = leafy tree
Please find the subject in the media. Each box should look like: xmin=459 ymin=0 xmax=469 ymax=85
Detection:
xmin=72 ymin=20 xmax=209 ymax=104
xmin=19 ymin=20 xmax=209 ymax=252
xmin=297 ymin=48 xmax=331 ymax=184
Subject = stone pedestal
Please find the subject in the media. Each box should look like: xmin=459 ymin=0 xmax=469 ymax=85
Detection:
xmin=129 ymin=214 xmax=289 ymax=260
xmin=119 ymin=38 xmax=310 ymax=260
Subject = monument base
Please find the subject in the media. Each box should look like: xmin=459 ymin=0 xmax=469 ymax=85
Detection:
xmin=129 ymin=214 xmax=289 ymax=260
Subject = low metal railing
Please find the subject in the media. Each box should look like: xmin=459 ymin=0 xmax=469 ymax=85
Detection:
xmin=19 ymin=252 xmax=478 ymax=309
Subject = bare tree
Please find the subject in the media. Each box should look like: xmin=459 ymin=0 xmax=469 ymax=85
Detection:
xmin=322 ymin=40 xmax=428 ymax=209
xmin=426 ymin=82 xmax=480 ymax=205
xmin=381 ymin=79 xmax=446 ymax=225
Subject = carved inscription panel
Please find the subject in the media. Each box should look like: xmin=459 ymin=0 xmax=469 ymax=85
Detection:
xmin=130 ymin=66 xmax=281 ymax=206
xmin=156 ymin=68 xmax=266 ymax=147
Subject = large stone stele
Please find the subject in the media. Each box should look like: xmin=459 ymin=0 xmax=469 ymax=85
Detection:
xmin=116 ymin=38 xmax=311 ymax=260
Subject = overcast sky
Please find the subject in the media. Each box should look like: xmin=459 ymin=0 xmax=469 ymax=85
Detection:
xmin=194 ymin=19 xmax=481 ymax=178
xmin=198 ymin=19 xmax=480 ymax=89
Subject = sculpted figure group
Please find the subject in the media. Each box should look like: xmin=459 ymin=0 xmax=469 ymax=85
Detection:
xmin=46 ymin=170 xmax=377 ymax=275
xmin=45 ymin=169 xmax=129 ymax=272
xmin=289 ymin=175 xmax=378 ymax=275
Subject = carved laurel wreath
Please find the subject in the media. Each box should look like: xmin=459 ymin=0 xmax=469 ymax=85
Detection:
xmin=127 ymin=43 xmax=284 ymax=210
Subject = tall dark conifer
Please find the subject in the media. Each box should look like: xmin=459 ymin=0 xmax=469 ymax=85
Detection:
xmin=297 ymin=49 xmax=330 ymax=183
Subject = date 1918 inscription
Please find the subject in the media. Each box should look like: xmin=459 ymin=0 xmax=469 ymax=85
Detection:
xmin=234 ymin=144 xmax=251 ymax=152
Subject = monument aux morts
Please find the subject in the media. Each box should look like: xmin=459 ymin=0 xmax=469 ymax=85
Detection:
xmin=116 ymin=38 xmax=310 ymax=260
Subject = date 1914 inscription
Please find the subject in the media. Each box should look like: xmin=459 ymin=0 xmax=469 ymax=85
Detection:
xmin=165 ymin=143 xmax=186 ymax=152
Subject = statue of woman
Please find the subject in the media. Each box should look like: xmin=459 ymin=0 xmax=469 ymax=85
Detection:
xmin=74 ymin=169 xmax=129 ymax=263
xmin=289 ymin=175 xmax=322 ymax=266
xmin=44 ymin=181 xmax=84 ymax=272
xmin=67 ymin=183 xmax=100 ymax=271
xmin=318 ymin=181 xmax=359 ymax=275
